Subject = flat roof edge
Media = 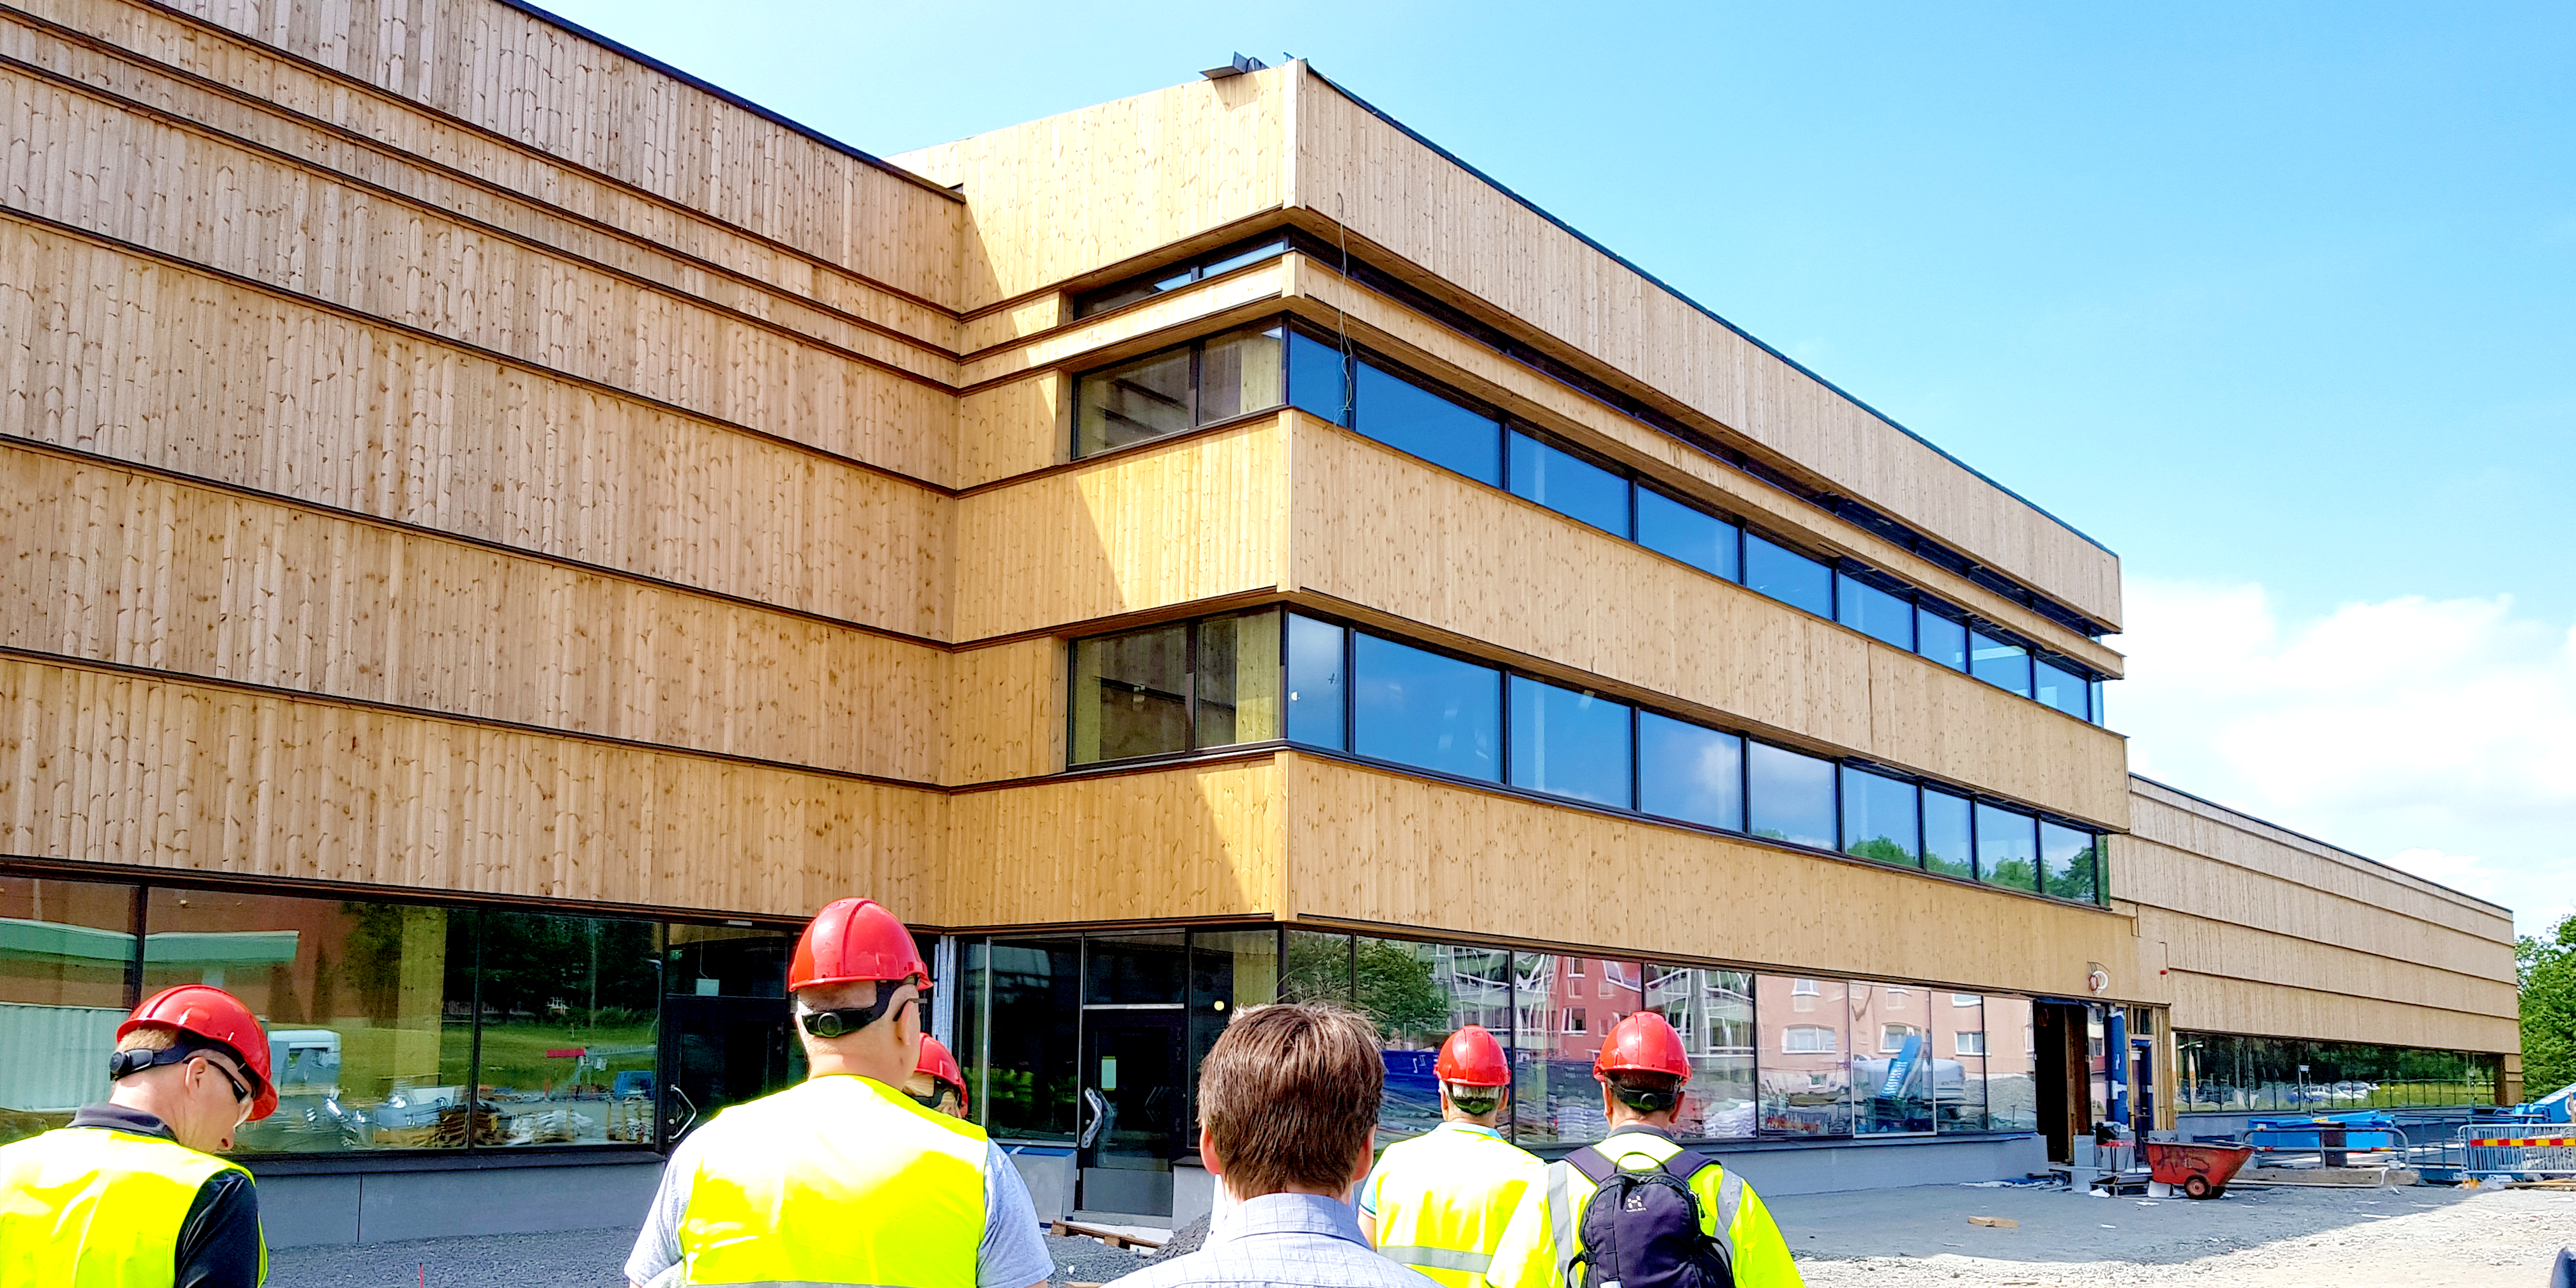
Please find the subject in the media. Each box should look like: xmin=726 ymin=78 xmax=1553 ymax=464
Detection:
xmin=2126 ymin=774 xmax=2514 ymax=916
xmin=490 ymin=0 xmax=964 ymax=204
xmin=1303 ymin=68 xmax=2113 ymax=560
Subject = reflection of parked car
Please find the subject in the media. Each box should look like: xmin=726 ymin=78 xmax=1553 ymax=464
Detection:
xmin=613 ymin=1070 xmax=655 ymax=1100
xmin=267 ymin=1029 xmax=342 ymax=1097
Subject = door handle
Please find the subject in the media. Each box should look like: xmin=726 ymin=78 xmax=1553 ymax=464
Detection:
xmin=666 ymin=1085 xmax=699 ymax=1142
xmin=1078 ymin=1087 xmax=1107 ymax=1148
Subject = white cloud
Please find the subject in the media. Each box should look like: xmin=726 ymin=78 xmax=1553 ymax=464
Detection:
xmin=2115 ymin=579 xmax=2576 ymax=939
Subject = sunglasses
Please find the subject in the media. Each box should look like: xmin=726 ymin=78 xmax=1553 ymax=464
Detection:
xmin=196 ymin=1055 xmax=252 ymax=1107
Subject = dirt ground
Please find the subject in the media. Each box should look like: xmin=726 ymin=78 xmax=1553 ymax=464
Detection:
xmin=1782 ymin=1182 xmax=2576 ymax=1287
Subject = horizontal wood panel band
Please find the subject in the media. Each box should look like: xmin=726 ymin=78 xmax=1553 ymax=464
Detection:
xmin=148 ymin=0 xmax=962 ymax=302
xmin=933 ymin=759 xmax=1285 ymax=928
xmin=893 ymin=68 xmax=1287 ymax=310
xmin=2133 ymin=905 xmax=2515 ymax=1021
xmin=2115 ymin=834 xmax=2513 ymax=979
xmin=1287 ymin=70 xmax=2122 ymax=628
xmin=0 ymin=220 xmax=951 ymax=636
xmin=2162 ymin=970 xmax=2518 ymax=1054
xmin=944 ymin=638 xmax=1062 ymax=787
xmin=0 ymin=17 xmax=954 ymax=361
xmin=0 ymin=655 xmax=940 ymax=916
xmin=1292 ymin=417 xmax=2128 ymax=824
xmin=1 ymin=448 xmax=950 ymax=779
xmin=1285 ymin=754 xmax=2150 ymax=1002
xmin=953 ymin=418 xmax=1289 ymax=642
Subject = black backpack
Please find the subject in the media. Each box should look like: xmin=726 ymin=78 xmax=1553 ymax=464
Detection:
xmin=1555 ymin=1147 xmax=1738 ymax=1288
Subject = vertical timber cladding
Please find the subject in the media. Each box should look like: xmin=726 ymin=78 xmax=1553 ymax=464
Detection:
xmin=2117 ymin=779 xmax=2520 ymax=1057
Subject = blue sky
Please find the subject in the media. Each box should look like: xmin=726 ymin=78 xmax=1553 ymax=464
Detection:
xmin=539 ymin=1 xmax=2573 ymax=934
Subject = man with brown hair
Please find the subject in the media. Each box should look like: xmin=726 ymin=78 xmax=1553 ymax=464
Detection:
xmin=1108 ymin=1002 xmax=1434 ymax=1288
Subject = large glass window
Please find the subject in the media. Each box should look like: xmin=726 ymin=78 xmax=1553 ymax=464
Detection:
xmin=1851 ymin=983 xmax=1931 ymax=1134
xmin=1840 ymin=767 xmax=1920 ymax=867
xmin=1646 ymin=965 xmax=1755 ymax=1140
xmin=1636 ymin=490 xmax=1739 ymax=580
xmin=981 ymin=937 xmax=1080 ymax=1139
xmin=1975 ymin=804 xmax=2039 ymax=893
xmin=1506 ymin=432 xmax=1630 ymax=537
xmin=0 ymin=877 xmax=135 ymax=1144
xmin=1637 ymin=714 xmax=1744 ymax=831
xmin=1917 ymin=608 xmax=1969 ymax=671
xmin=1075 ymin=325 xmax=1287 ymax=456
xmin=1982 ymin=997 xmax=2039 ymax=1130
xmin=2033 ymin=659 xmax=2090 ymax=720
xmin=1353 ymin=634 xmax=1501 ymax=783
xmin=1187 ymin=929 xmax=1279 ymax=1119
xmin=1072 ymin=612 xmax=1283 ymax=766
xmin=1836 ymin=575 xmax=1915 ymax=650
xmin=1357 ymin=938 xmax=1478 ymax=1144
xmin=1353 ymin=360 xmax=1502 ymax=485
xmin=1970 ymin=631 xmax=2033 ymax=697
xmin=464 ymin=910 xmax=660 ymax=1147
xmin=1515 ymin=955 xmax=1641 ymax=1146
xmin=1287 ymin=330 xmax=1349 ymax=425
xmin=1758 ymin=976 xmax=1849 ymax=1136
xmin=1195 ymin=610 xmax=1283 ymax=747
xmin=1507 ymin=676 xmax=1633 ymax=807
xmin=1922 ymin=790 xmax=1974 ymax=878
xmin=1285 ymin=613 xmax=1347 ymax=749
xmin=1744 ymin=534 xmax=1833 ymax=617
xmin=1747 ymin=742 xmax=1836 ymax=850
xmin=1074 ymin=240 xmax=1287 ymax=317
xmin=1935 ymin=993 xmax=1989 ymax=1133
xmin=1280 ymin=930 xmax=1353 ymax=1004
xmin=1086 ymin=930 xmax=1188 ymax=1006
xmin=2040 ymin=822 xmax=2103 ymax=904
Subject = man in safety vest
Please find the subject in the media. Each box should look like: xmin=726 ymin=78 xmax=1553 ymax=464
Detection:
xmin=0 ymin=984 xmax=277 ymax=1287
xmin=1357 ymin=1025 xmax=1554 ymax=1288
xmin=1545 ymin=1013 xmax=1802 ymax=1288
xmin=625 ymin=898 xmax=1052 ymax=1288
xmin=910 ymin=1035 xmax=971 ymax=1119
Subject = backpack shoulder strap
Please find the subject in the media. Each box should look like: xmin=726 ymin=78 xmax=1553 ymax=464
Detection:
xmin=1661 ymin=1148 xmax=1714 ymax=1183
xmin=1567 ymin=1146 xmax=1618 ymax=1184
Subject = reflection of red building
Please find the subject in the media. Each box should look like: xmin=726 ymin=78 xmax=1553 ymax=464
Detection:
xmin=1512 ymin=956 xmax=1641 ymax=1063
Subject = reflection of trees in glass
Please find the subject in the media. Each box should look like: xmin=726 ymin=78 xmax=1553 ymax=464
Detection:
xmin=1281 ymin=931 xmax=1351 ymax=1004
xmin=1356 ymin=939 xmax=1446 ymax=1043
xmin=1848 ymin=838 xmax=1914 ymax=866
xmin=1982 ymin=859 xmax=2038 ymax=891
xmin=2041 ymin=843 xmax=2099 ymax=901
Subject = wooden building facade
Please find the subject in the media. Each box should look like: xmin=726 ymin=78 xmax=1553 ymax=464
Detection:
xmin=0 ymin=0 xmax=2517 ymax=1241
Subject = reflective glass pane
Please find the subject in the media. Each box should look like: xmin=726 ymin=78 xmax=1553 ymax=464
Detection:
xmin=1075 ymin=282 xmax=1160 ymax=318
xmin=1852 ymin=983 xmax=1932 ymax=1134
xmin=1358 ymin=937 xmax=1447 ymax=1144
xmin=1287 ymin=330 xmax=1349 ymax=425
xmin=2033 ymin=659 xmax=2089 ymax=719
xmin=1202 ymin=241 xmax=1287 ymax=277
xmin=1645 ymin=965 xmax=1755 ymax=1139
xmin=142 ymin=888 xmax=472 ymax=1153
xmin=1515 ymin=956 xmax=1643 ymax=1146
xmin=1637 ymin=714 xmax=1744 ymax=831
xmin=468 ymin=910 xmax=660 ymax=1147
xmin=1506 ymin=675 xmax=1633 ymax=807
xmin=1188 ymin=929 xmax=1279 ymax=1126
xmin=1840 ymin=768 xmax=1920 ymax=867
xmin=1353 ymin=634 xmax=1501 ymax=782
xmin=1353 ymin=360 xmax=1502 ymax=485
xmin=1747 ymin=742 xmax=1836 ymax=849
xmin=1285 ymin=615 xmax=1347 ymax=749
xmin=1836 ymin=574 xmax=1914 ymax=650
xmin=1922 ymin=790 xmax=1974 ymax=878
xmin=0 ymin=877 xmax=135 ymax=1142
xmin=1197 ymin=326 xmax=1285 ymax=423
xmin=1983 ymin=997 xmax=2038 ymax=1130
xmin=2092 ymin=680 xmax=2106 ymax=726
xmin=1196 ymin=610 xmax=1282 ymax=747
xmin=1744 ymin=535 xmax=1834 ymax=617
xmin=1086 ymin=930 xmax=1187 ymax=1006
xmin=983 ymin=938 xmax=1080 ymax=1139
xmin=1970 ymin=631 xmax=2032 ymax=696
xmin=1077 ymin=348 xmax=1193 ymax=455
xmin=1935 ymin=993 xmax=1988 ymax=1133
xmin=1070 ymin=625 xmax=1190 ymax=765
xmin=664 ymin=924 xmax=788 ymax=999
xmin=1636 ymin=489 xmax=1739 ymax=580
xmin=1917 ymin=608 xmax=1969 ymax=671
xmin=1758 ymin=976 xmax=1850 ymax=1136
xmin=1975 ymin=804 xmax=2039 ymax=893
xmin=1280 ymin=931 xmax=1352 ymax=1004
xmin=2041 ymin=822 xmax=2103 ymax=904
xmin=1506 ymin=432 xmax=1630 ymax=537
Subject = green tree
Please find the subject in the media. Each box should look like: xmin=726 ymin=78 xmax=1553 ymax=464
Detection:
xmin=1355 ymin=938 xmax=1450 ymax=1043
xmin=2520 ymin=914 xmax=2576 ymax=1096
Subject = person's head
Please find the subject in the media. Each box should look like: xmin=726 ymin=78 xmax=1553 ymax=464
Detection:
xmin=1593 ymin=1011 xmax=1692 ymax=1130
xmin=906 ymin=1035 xmax=971 ymax=1119
xmin=1434 ymin=1024 xmax=1510 ymax=1128
xmin=1197 ymin=1002 xmax=1382 ymax=1202
xmin=107 ymin=985 xmax=276 ymax=1154
xmin=788 ymin=898 xmax=929 ymax=1086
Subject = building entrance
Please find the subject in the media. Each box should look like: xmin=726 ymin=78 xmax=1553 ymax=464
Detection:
xmin=1078 ymin=1009 xmax=1185 ymax=1217
xmin=659 ymin=993 xmax=797 ymax=1146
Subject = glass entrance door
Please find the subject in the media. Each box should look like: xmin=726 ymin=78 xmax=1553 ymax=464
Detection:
xmin=658 ymin=994 xmax=798 ymax=1146
xmin=1078 ymin=1009 xmax=1185 ymax=1218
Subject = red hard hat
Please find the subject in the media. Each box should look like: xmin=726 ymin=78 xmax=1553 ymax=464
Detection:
xmin=1594 ymin=1011 xmax=1692 ymax=1081
xmin=916 ymin=1035 xmax=969 ymax=1112
xmin=1434 ymin=1025 xmax=1510 ymax=1087
xmin=119 ymin=985 xmax=277 ymax=1121
xmin=788 ymin=897 xmax=928 ymax=993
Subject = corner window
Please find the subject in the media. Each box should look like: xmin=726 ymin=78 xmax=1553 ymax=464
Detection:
xmin=1075 ymin=323 xmax=1285 ymax=457
xmin=1073 ymin=239 xmax=1287 ymax=317
xmin=1285 ymin=613 xmax=1348 ymax=749
xmin=2041 ymin=821 xmax=2103 ymax=904
xmin=1070 ymin=610 xmax=1282 ymax=765
xmin=2034 ymin=658 xmax=2090 ymax=720
xmin=1745 ymin=534 xmax=1833 ymax=618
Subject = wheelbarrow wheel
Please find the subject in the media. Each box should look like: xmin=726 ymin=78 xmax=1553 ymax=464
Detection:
xmin=2183 ymin=1175 xmax=2214 ymax=1199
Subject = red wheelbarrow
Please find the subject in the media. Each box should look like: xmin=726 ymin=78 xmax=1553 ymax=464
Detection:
xmin=2145 ymin=1141 xmax=2255 ymax=1199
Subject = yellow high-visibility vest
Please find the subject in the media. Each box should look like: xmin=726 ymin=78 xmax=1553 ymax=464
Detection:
xmin=1364 ymin=1122 xmax=1556 ymax=1288
xmin=1545 ymin=1129 xmax=1804 ymax=1288
xmin=0 ymin=1125 xmax=267 ymax=1287
xmin=680 ymin=1074 xmax=990 ymax=1288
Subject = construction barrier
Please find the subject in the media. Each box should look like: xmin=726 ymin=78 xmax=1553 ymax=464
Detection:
xmin=2464 ymin=1137 xmax=2576 ymax=1178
